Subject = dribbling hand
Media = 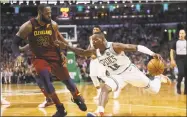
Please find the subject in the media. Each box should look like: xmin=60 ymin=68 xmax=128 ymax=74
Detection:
xmin=153 ymin=53 xmax=162 ymax=60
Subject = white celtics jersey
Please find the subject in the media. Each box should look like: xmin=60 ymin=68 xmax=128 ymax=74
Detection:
xmin=96 ymin=42 xmax=131 ymax=75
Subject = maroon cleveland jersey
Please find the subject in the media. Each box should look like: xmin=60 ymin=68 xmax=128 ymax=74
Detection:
xmin=28 ymin=18 xmax=61 ymax=61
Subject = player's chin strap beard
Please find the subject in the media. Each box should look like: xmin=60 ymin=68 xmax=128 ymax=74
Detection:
xmin=40 ymin=13 xmax=51 ymax=24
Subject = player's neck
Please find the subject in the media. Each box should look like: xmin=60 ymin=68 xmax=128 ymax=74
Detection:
xmin=99 ymin=45 xmax=107 ymax=54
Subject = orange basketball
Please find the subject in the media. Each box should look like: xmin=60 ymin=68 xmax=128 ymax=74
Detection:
xmin=147 ymin=58 xmax=165 ymax=76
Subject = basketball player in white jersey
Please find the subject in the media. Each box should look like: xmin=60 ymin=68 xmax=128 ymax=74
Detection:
xmin=55 ymin=32 xmax=171 ymax=116
xmin=89 ymin=26 xmax=123 ymax=99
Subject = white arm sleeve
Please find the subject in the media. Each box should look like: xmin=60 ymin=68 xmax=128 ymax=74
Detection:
xmin=137 ymin=45 xmax=155 ymax=56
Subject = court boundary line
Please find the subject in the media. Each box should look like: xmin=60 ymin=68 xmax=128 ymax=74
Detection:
xmin=2 ymin=89 xmax=70 ymax=96
xmin=8 ymin=101 xmax=186 ymax=111
xmin=2 ymin=85 xmax=186 ymax=112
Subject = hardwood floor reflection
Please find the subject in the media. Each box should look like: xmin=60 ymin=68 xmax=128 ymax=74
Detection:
xmin=1 ymin=82 xmax=186 ymax=116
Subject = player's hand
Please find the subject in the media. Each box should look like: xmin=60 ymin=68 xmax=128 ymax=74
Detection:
xmin=54 ymin=40 xmax=67 ymax=49
xmin=153 ymin=53 xmax=163 ymax=60
xmin=170 ymin=60 xmax=177 ymax=68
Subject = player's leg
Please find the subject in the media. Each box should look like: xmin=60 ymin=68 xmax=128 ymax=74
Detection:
xmin=51 ymin=63 xmax=87 ymax=111
xmin=113 ymin=83 xmax=126 ymax=99
xmin=34 ymin=74 xmax=54 ymax=108
xmin=184 ymin=60 xmax=187 ymax=95
xmin=89 ymin=59 xmax=101 ymax=99
xmin=121 ymin=64 xmax=170 ymax=94
xmin=176 ymin=60 xmax=185 ymax=94
xmin=87 ymin=84 xmax=112 ymax=117
xmin=87 ymin=75 xmax=127 ymax=116
xmin=33 ymin=59 xmax=67 ymax=117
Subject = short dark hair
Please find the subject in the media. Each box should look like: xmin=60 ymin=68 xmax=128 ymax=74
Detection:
xmin=37 ymin=3 xmax=50 ymax=12
xmin=93 ymin=25 xmax=102 ymax=31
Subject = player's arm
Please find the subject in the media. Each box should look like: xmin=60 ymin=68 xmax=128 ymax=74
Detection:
xmin=52 ymin=20 xmax=69 ymax=45
xmin=55 ymin=40 xmax=95 ymax=57
xmin=113 ymin=43 xmax=160 ymax=58
xmin=170 ymin=41 xmax=177 ymax=67
xmin=19 ymin=44 xmax=30 ymax=52
xmin=57 ymin=31 xmax=69 ymax=45
xmin=87 ymin=36 xmax=94 ymax=50
xmin=11 ymin=21 xmax=32 ymax=57
xmin=170 ymin=49 xmax=175 ymax=61
xmin=66 ymin=45 xmax=96 ymax=57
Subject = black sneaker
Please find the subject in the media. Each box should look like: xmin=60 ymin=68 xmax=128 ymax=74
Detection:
xmin=72 ymin=96 xmax=87 ymax=111
xmin=52 ymin=104 xmax=67 ymax=117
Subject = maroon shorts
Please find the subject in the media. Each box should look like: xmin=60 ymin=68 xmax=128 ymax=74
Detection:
xmin=32 ymin=59 xmax=70 ymax=80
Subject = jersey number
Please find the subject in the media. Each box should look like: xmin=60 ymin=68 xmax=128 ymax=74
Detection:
xmin=108 ymin=63 xmax=120 ymax=71
xmin=37 ymin=36 xmax=50 ymax=46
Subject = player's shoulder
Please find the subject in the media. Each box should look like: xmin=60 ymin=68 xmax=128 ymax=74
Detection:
xmin=110 ymin=42 xmax=124 ymax=54
xmin=51 ymin=20 xmax=57 ymax=26
xmin=21 ymin=20 xmax=32 ymax=29
xmin=111 ymin=42 xmax=120 ymax=48
xmin=51 ymin=20 xmax=58 ymax=30
xmin=18 ymin=20 xmax=32 ymax=34
xmin=51 ymin=19 xmax=57 ymax=23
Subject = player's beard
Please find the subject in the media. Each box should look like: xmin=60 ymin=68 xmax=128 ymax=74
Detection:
xmin=41 ymin=14 xmax=51 ymax=24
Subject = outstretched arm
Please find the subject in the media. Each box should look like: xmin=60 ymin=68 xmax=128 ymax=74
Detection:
xmin=66 ymin=45 xmax=96 ymax=57
xmin=113 ymin=43 xmax=160 ymax=58
xmin=57 ymin=31 xmax=69 ymax=45
xmin=55 ymin=40 xmax=96 ymax=57
xmin=51 ymin=20 xmax=69 ymax=45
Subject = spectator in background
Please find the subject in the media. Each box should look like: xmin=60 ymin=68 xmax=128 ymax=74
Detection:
xmin=170 ymin=29 xmax=187 ymax=95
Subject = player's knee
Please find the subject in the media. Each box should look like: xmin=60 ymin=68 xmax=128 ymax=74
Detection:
xmin=39 ymin=70 xmax=55 ymax=94
xmin=44 ymin=80 xmax=55 ymax=94
xmin=105 ymin=78 xmax=118 ymax=92
xmin=102 ymin=84 xmax=112 ymax=93
xmin=34 ymin=75 xmax=44 ymax=89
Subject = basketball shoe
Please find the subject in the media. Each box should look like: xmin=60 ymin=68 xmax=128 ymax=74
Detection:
xmin=87 ymin=112 xmax=104 ymax=117
xmin=38 ymin=97 xmax=54 ymax=108
xmin=71 ymin=95 xmax=87 ymax=111
xmin=52 ymin=104 xmax=67 ymax=117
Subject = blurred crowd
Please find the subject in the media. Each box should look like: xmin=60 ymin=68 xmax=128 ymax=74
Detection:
xmin=0 ymin=12 xmax=185 ymax=84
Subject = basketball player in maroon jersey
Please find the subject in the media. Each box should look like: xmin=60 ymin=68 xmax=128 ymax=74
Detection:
xmin=19 ymin=31 xmax=68 ymax=108
xmin=11 ymin=4 xmax=87 ymax=117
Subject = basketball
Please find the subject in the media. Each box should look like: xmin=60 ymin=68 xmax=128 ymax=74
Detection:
xmin=147 ymin=58 xmax=165 ymax=76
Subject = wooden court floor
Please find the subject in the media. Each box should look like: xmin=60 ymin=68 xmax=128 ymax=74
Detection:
xmin=1 ymin=82 xmax=186 ymax=116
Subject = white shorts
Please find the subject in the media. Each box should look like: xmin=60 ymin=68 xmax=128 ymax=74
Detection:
xmin=89 ymin=59 xmax=106 ymax=77
xmin=105 ymin=64 xmax=150 ymax=91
